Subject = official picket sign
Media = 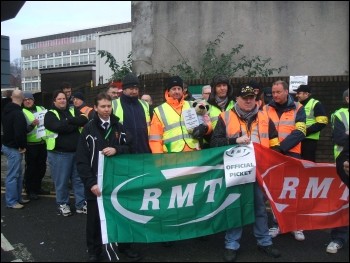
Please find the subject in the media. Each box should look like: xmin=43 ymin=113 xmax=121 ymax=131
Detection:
xmin=224 ymin=142 xmax=256 ymax=187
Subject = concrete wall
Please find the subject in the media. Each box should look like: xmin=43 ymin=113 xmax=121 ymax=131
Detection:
xmin=132 ymin=1 xmax=349 ymax=77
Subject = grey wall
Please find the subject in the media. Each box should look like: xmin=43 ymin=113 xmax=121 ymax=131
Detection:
xmin=132 ymin=1 xmax=349 ymax=77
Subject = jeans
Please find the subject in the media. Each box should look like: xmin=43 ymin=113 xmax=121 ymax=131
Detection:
xmin=2 ymin=145 xmax=24 ymax=207
xmin=331 ymin=226 xmax=349 ymax=246
xmin=47 ymin=151 xmax=85 ymax=209
xmin=225 ymin=183 xmax=272 ymax=250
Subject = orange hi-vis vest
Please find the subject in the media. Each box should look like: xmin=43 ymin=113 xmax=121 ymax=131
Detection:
xmin=265 ymin=102 xmax=303 ymax=154
xmin=220 ymin=110 xmax=271 ymax=148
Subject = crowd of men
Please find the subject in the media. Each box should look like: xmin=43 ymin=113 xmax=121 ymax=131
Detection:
xmin=1 ymin=74 xmax=348 ymax=262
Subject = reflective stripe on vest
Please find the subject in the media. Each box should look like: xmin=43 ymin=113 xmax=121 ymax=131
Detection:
xmin=209 ymin=100 xmax=235 ymax=129
xmin=265 ymin=102 xmax=302 ymax=154
xmin=23 ymin=106 xmax=45 ymax=143
xmin=112 ymin=98 xmax=150 ymax=134
xmin=332 ymin=108 xmax=349 ymax=159
xmin=153 ymin=102 xmax=198 ymax=152
xmin=221 ymin=110 xmax=270 ymax=147
xmin=304 ymin=98 xmax=320 ymax=140
xmin=45 ymin=108 xmax=75 ymax=150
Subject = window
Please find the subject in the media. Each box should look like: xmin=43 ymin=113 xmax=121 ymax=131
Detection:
xmin=71 ymin=56 xmax=79 ymax=66
xmin=80 ymin=48 xmax=88 ymax=54
xmin=32 ymin=55 xmax=39 ymax=60
xmin=71 ymin=50 xmax=79 ymax=55
xmin=63 ymin=57 xmax=70 ymax=67
xmin=39 ymin=60 xmax=46 ymax=69
xmin=32 ymin=61 xmax=38 ymax=69
xmin=39 ymin=54 xmax=46 ymax=59
xmin=25 ymin=77 xmax=32 ymax=81
xmin=63 ymin=51 xmax=70 ymax=56
xmin=55 ymin=58 xmax=62 ymax=67
xmin=89 ymin=54 xmax=96 ymax=64
xmin=55 ymin=52 xmax=62 ymax=57
xmin=47 ymin=53 xmax=54 ymax=58
xmin=47 ymin=59 xmax=54 ymax=68
xmin=89 ymin=47 xmax=96 ymax=53
xmin=80 ymin=55 xmax=88 ymax=65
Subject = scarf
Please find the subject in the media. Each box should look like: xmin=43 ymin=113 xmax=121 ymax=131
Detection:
xmin=215 ymin=96 xmax=228 ymax=111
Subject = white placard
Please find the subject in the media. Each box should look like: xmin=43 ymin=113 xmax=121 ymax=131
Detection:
xmin=34 ymin=110 xmax=47 ymax=139
xmin=182 ymin=108 xmax=200 ymax=131
xmin=289 ymin=75 xmax=308 ymax=94
xmin=224 ymin=142 xmax=256 ymax=187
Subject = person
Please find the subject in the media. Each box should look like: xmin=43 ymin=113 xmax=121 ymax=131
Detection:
xmin=106 ymin=82 xmax=122 ymax=100
xmin=249 ymin=80 xmax=263 ymax=109
xmin=73 ymin=92 xmax=94 ymax=120
xmin=61 ymin=81 xmax=74 ymax=107
xmin=22 ymin=92 xmax=49 ymax=200
xmin=44 ymin=90 xmax=88 ymax=216
xmin=112 ymin=73 xmax=151 ymax=154
xmin=207 ymin=75 xmax=235 ymax=130
xmin=262 ymin=87 xmax=273 ymax=107
xmin=141 ymin=93 xmax=154 ymax=119
xmin=263 ymin=80 xmax=306 ymax=241
xmin=294 ymin=84 xmax=328 ymax=162
xmin=201 ymin=85 xmax=211 ymax=101
xmin=2 ymin=89 xmax=30 ymax=209
xmin=76 ymin=92 xmax=141 ymax=262
xmin=183 ymin=82 xmax=196 ymax=101
xmin=211 ymin=84 xmax=281 ymax=262
xmin=149 ymin=75 xmax=211 ymax=153
xmin=326 ymin=88 xmax=349 ymax=254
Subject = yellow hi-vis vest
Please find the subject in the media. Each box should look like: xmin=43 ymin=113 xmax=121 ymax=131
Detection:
xmin=153 ymin=102 xmax=199 ymax=152
xmin=45 ymin=108 xmax=75 ymax=150
xmin=112 ymin=98 xmax=151 ymax=134
xmin=304 ymin=98 xmax=326 ymax=140
xmin=209 ymin=100 xmax=235 ymax=129
xmin=331 ymin=108 xmax=349 ymax=159
xmin=23 ymin=106 xmax=45 ymax=143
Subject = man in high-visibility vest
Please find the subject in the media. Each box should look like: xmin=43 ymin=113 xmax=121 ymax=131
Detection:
xmin=263 ymin=80 xmax=307 ymax=242
xmin=73 ymin=91 xmax=93 ymax=120
xmin=149 ymin=76 xmax=212 ymax=153
xmin=112 ymin=73 xmax=151 ymax=154
xmin=326 ymin=88 xmax=349 ymax=254
xmin=294 ymin=85 xmax=328 ymax=162
xmin=211 ymin=84 xmax=281 ymax=262
xmin=22 ymin=92 xmax=50 ymax=200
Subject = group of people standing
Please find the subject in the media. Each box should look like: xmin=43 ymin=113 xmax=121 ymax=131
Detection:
xmin=1 ymin=73 xmax=348 ymax=262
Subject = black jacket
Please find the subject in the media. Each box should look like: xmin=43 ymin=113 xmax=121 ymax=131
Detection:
xmin=76 ymin=113 xmax=131 ymax=200
xmin=2 ymin=102 xmax=27 ymax=149
xmin=119 ymin=94 xmax=151 ymax=153
xmin=44 ymin=105 xmax=88 ymax=152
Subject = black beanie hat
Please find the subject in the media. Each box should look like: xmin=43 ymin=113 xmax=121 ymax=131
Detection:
xmin=73 ymin=92 xmax=85 ymax=101
xmin=166 ymin=76 xmax=183 ymax=91
xmin=210 ymin=75 xmax=230 ymax=89
xmin=122 ymin=73 xmax=140 ymax=90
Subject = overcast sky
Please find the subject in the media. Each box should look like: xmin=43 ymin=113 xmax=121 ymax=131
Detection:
xmin=1 ymin=1 xmax=131 ymax=61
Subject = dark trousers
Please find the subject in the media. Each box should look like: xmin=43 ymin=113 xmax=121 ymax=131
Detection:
xmin=24 ymin=143 xmax=47 ymax=194
xmin=86 ymin=200 xmax=132 ymax=256
xmin=87 ymin=200 xmax=103 ymax=255
xmin=301 ymin=138 xmax=318 ymax=162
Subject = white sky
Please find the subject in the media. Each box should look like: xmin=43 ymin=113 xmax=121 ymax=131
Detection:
xmin=1 ymin=1 xmax=131 ymax=61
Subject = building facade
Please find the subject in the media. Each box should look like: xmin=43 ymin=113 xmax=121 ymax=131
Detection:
xmin=20 ymin=22 xmax=131 ymax=93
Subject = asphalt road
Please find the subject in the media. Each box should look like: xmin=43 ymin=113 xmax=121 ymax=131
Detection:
xmin=1 ymin=192 xmax=349 ymax=262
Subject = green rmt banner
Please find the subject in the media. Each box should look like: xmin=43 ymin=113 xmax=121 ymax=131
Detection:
xmin=98 ymin=146 xmax=255 ymax=244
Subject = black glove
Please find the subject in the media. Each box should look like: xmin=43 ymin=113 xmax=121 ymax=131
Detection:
xmin=192 ymin=124 xmax=208 ymax=139
xmin=271 ymin=145 xmax=284 ymax=154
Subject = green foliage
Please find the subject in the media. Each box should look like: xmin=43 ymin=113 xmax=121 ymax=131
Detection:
xmin=169 ymin=32 xmax=287 ymax=80
xmin=97 ymin=50 xmax=133 ymax=81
